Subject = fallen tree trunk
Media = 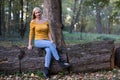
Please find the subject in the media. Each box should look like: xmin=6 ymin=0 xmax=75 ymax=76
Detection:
xmin=66 ymin=40 xmax=115 ymax=73
xmin=0 ymin=45 xmax=67 ymax=73
xmin=0 ymin=40 xmax=115 ymax=73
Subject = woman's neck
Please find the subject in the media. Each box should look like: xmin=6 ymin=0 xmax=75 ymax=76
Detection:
xmin=36 ymin=17 xmax=41 ymax=21
xmin=34 ymin=17 xmax=46 ymax=23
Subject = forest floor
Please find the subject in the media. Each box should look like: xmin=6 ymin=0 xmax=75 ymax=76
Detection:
xmin=0 ymin=68 xmax=120 ymax=80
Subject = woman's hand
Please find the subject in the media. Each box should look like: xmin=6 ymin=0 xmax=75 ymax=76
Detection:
xmin=51 ymin=40 xmax=54 ymax=43
xmin=27 ymin=45 xmax=32 ymax=50
xmin=51 ymin=41 xmax=56 ymax=48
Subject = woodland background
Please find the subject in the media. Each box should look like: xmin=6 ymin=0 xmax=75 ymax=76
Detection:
xmin=1 ymin=0 xmax=120 ymax=79
xmin=0 ymin=0 xmax=120 ymax=45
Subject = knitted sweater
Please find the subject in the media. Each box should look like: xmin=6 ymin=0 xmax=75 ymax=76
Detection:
xmin=29 ymin=21 xmax=50 ymax=40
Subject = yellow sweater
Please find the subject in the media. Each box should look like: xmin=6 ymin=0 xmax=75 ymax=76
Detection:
xmin=29 ymin=21 xmax=50 ymax=40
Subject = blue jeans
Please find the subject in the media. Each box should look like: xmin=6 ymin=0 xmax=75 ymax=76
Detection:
xmin=34 ymin=40 xmax=60 ymax=68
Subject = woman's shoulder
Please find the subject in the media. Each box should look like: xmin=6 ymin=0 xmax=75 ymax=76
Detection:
xmin=30 ymin=20 xmax=36 ymax=26
xmin=30 ymin=20 xmax=36 ymax=24
xmin=31 ymin=19 xmax=36 ymax=23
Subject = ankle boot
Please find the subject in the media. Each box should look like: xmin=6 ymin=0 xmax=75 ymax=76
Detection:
xmin=42 ymin=67 xmax=50 ymax=79
xmin=57 ymin=59 xmax=70 ymax=69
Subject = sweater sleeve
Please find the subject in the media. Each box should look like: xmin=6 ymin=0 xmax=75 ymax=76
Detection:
xmin=29 ymin=21 xmax=35 ymax=40
xmin=46 ymin=22 xmax=50 ymax=34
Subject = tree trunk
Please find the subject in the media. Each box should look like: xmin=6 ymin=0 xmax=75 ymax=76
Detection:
xmin=0 ymin=40 xmax=115 ymax=73
xmin=0 ymin=0 xmax=2 ymax=35
xmin=95 ymin=3 xmax=102 ymax=34
xmin=69 ymin=0 xmax=77 ymax=33
xmin=19 ymin=0 xmax=25 ymax=39
xmin=1 ymin=0 xmax=5 ymax=36
xmin=74 ymin=0 xmax=82 ymax=26
xmin=8 ymin=0 xmax=12 ymax=35
xmin=13 ymin=0 xmax=20 ymax=35
xmin=43 ymin=0 xmax=65 ymax=47
xmin=67 ymin=40 xmax=114 ymax=73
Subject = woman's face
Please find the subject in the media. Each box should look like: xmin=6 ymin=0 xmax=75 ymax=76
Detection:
xmin=34 ymin=9 xmax=41 ymax=18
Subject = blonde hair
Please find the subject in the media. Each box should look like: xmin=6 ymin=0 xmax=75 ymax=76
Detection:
xmin=31 ymin=7 xmax=42 ymax=20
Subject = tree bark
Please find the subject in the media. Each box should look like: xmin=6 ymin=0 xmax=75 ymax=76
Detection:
xmin=0 ymin=0 xmax=2 ymax=35
xmin=0 ymin=40 xmax=115 ymax=73
xmin=43 ymin=0 xmax=65 ymax=47
xmin=67 ymin=40 xmax=114 ymax=73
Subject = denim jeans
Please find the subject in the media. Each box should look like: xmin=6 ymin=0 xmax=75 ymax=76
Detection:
xmin=34 ymin=40 xmax=60 ymax=68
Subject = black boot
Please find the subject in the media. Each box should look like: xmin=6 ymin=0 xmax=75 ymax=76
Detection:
xmin=42 ymin=67 xmax=50 ymax=79
xmin=57 ymin=59 xmax=70 ymax=69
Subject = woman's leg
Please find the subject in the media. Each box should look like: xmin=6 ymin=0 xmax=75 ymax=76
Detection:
xmin=35 ymin=40 xmax=70 ymax=69
xmin=35 ymin=40 xmax=53 ymax=78
xmin=45 ymin=48 xmax=52 ymax=68
xmin=34 ymin=40 xmax=60 ymax=60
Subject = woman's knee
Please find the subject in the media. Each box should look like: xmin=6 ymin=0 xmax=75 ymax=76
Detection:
xmin=48 ymin=41 xmax=54 ymax=47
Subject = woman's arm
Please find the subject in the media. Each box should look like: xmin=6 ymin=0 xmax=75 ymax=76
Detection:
xmin=27 ymin=39 xmax=32 ymax=50
xmin=27 ymin=21 xmax=35 ymax=50
xmin=48 ymin=33 xmax=54 ymax=43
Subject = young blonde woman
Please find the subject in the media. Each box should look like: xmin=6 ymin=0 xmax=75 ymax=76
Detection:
xmin=27 ymin=7 xmax=70 ymax=78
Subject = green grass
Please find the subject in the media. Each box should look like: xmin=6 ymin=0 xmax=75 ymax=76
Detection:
xmin=0 ymin=31 xmax=120 ymax=46
xmin=63 ymin=31 xmax=120 ymax=44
